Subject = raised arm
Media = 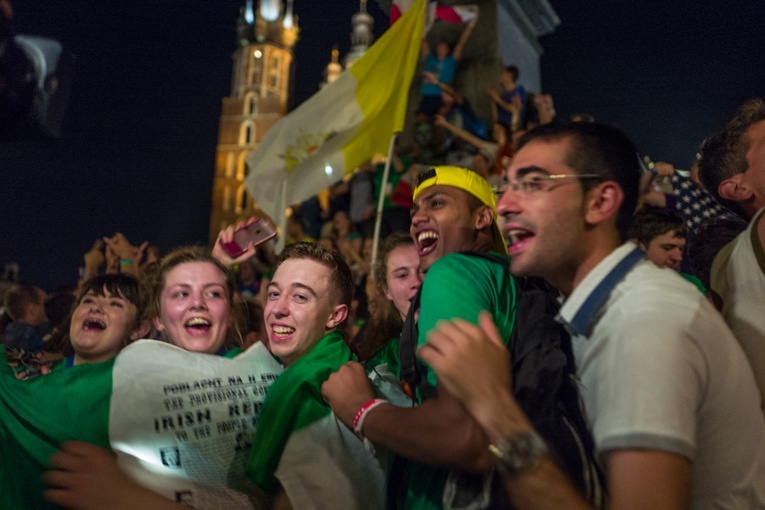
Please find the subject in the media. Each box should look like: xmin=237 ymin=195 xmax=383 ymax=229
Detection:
xmin=452 ymin=17 xmax=477 ymax=61
xmin=211 ymin=216 xmax=262 ymax=268
xmin=434 ymin=113 xmax=485 ymax=151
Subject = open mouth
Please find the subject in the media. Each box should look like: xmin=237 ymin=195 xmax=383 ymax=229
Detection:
xmin=272 ymin=325 xmax=295 ymax=337
xmin=417 ymin=231 xmax=438 ymax=255
xmin=184 ymin=317 xmax=211 ymax=331
xmin=505 ymin=228 xmax=534 ymax=247
xmin=83 ymin=319 xmax=106 ymax=331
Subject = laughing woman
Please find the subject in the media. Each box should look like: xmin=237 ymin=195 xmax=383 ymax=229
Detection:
xmin=60 ymin=273 xmax=150 ymax=367
xmin=1 ymin=245 xmax=281 ymax=509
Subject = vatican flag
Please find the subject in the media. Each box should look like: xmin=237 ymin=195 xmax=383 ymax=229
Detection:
xmin=244 ymin=0 xmax=425 ymax=236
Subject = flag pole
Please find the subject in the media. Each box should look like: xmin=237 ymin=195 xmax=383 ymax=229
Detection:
xmin=371 ymin=132 xmax=399 ymax=269
xmin=276 ymin=180 xmax=288 ymax=253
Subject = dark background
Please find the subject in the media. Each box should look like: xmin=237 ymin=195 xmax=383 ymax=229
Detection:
xmin=2 ymin=0 xmax=763 ymax=289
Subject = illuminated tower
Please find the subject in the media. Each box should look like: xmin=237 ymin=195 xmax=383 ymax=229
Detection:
xmin=208 ymin=0 xmax=299 ymax=243
xmin=322 ymin=47 xmax=343 ymax=87
xmin=345 ymin=0 xmax=374 ymax=67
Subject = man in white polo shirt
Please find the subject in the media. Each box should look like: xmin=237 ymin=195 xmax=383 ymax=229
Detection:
xmin=420 ymin=121 xmax=765 ymax=509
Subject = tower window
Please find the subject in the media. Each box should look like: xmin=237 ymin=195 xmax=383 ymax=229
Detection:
xmin=239 ymin=121 xmax=256 ymax=145
xmin=223 ymin=186 xmax=233 ymax=211
xmin=237 ymin=152 xmax=248 ymax=180
xmin=225 ymin=152 xmax=236 ymax=178
xmin=268 ymin=54 xmax=281 ymax=88
xmin=235 ymin=184 xmax=249 ymax=214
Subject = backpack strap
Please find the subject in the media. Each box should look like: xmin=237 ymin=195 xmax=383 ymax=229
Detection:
xmin=398 ymin=285 xmax=423 ymax=393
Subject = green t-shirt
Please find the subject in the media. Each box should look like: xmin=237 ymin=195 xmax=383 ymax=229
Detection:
xmin=417 ymin=252 xmax=517 ymax=391
xmin=407 ymin=252 xmax=518 ymax=510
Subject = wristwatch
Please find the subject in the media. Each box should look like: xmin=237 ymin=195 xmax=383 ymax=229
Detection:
xmin=488 ymin=432 xmax=549 ymax=475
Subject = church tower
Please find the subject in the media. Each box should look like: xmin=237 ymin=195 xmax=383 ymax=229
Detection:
xmin=321 ymin=1 xmax=374 ymax=87
xmin=345 ymin=0 xmax=374 ymax=67
xmin=208 ymin=0 xmax=299 ymax=243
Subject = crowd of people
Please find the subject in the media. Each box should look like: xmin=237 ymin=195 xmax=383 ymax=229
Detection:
xmin=1 ymin=28 xmax=765 ymax=507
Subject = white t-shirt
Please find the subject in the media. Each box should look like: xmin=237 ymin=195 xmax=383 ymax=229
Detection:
xmin=558 ymin=243 xmax=765 ymax=509
xmin=711 ymin=207 xmax=765 ymax=410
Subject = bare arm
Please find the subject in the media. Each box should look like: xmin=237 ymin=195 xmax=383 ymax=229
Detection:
xmin=211 ymin=216 xmax=262 ymax=268
xmin=434 ymin=114 xmax=485 ymax=150
xmin=81 ymin=240 xmax=104 ymax=283
xmin=452 ymin=17 xmax=477 ymax=61
xmin=320 ymin=361 xmax=494 ymax=472
xmin=422 ymin=73 xmax=464 ymax=104
xmin=102 ymin=233 xmax=147 ymax=277
xmin=487 ymin=86 xmax=520 ymax=116
xmin=606 ymin=450 xmax=691 ymax=510
xmin=45 ymin=441 xmax=186 ymax=510
xmin=420 ymin=313 xmax=693 ymax=510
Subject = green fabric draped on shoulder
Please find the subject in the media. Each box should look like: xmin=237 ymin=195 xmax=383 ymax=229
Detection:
xmin=0 ymin=345 xmax=114 ymax=509
xmin=246 ymin=330 xmax=353 ymax=492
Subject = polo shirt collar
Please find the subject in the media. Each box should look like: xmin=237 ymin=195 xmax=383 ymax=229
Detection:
xmin=557 ymin=242 xmax=645 ymax=337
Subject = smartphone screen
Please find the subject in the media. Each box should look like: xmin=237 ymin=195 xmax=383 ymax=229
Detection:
xmin=219 ymin=218 xmax=277 ymax=258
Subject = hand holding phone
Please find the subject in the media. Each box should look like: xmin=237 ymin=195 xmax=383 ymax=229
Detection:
xmin=218 ymin=218 xmax=277 ymax=258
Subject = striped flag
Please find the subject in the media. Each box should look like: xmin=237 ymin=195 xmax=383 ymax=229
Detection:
xmin=391 ymin=0 xmax=478 ymax=25
xmin=245 ymin=331 xmax=412 ymax=508
xmin=244 ymin=0 xmax=425 ymax=234
xmin=0 ymin=341 xmax=283 ymax=509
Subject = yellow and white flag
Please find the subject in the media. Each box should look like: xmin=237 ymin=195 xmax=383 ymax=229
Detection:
xmin=245 ymin=0 xmax=425 ymax=230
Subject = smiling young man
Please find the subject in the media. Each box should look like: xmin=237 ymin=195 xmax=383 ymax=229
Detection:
xmin=421 ymin=122 xmax=765 ymax=509
xmin=246 ymin=242 xmax=392 ymax=508
xmin=322 ymin=166 xmax=518 ymax=509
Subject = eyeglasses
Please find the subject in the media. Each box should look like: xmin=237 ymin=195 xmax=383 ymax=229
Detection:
xmin=493 ymin=173 xmax=603 ymax=197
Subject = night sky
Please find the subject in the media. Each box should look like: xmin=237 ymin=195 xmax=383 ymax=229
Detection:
xmin=2 ymin=0 xmax=763 ymax=290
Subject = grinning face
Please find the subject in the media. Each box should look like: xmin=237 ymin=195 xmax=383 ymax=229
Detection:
xmin=497 ymin=138 xmax=590 ymax=292
xmin=264 ymin=258 xmax=347 ymax=367
xmin=641 ymin=231 xmax=686 ymax=270
xmin=410 ymin=185 xmax=480 ymax=271
xmin=383 ymin=245 xmax=424 ymax=320
xmin=154 ymin=262 xmax=232 ymax=354
xmin=69 ymin=288 xmax=141 ymax=364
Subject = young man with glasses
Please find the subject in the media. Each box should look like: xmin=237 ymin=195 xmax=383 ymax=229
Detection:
xmin=420 ymin=122 xmax=765 ymax=510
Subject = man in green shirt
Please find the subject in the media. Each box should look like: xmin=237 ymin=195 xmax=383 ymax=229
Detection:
xmin=322 ymin=166 xmax=518 ymax=509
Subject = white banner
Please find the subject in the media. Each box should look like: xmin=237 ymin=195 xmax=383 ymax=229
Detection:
xmin=110 ymin=340 xmax=283 ymax=509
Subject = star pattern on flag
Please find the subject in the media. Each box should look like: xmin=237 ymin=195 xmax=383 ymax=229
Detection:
xmin=669 ymin=174 xmax=741 ymax=232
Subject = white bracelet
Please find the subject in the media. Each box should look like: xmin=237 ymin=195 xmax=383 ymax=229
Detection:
xmin=354 ymin=399 xmax=388 ymax=455
xmin=353 ymin=398 xmax=389 ymax=437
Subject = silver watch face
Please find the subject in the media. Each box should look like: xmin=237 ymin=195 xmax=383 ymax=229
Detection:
xmin=489 ymin=432 xmax=548 ymax=474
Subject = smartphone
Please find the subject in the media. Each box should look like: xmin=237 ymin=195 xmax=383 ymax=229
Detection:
xmin=219 ymin=218 xmax=277 ymax=258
